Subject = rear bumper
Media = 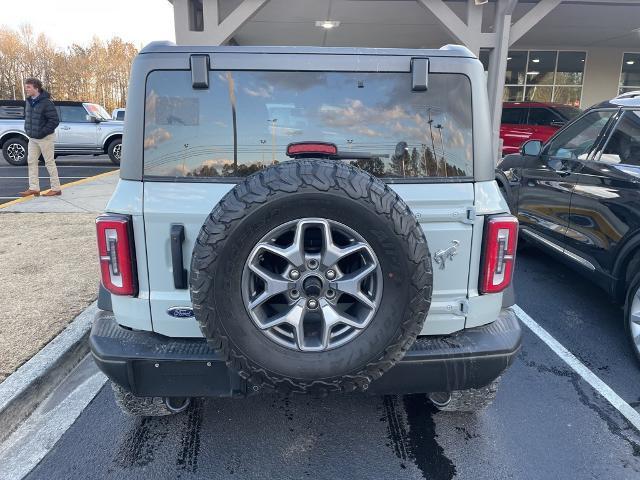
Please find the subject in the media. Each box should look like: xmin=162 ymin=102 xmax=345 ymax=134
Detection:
xmin=90 ymin=308 xmax=521 ymax=397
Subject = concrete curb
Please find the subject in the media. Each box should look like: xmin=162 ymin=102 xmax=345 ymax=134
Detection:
xmin=0 ymin=302 xmax=98 ymax=444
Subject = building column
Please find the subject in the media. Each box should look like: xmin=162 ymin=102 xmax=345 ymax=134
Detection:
xmin=486 ymin=0 xmax=563 ymax=159
xmin=173 ymin=0 xmax=270 ymax=45
xmin=486 ymin=0 xmax=517 ymax=160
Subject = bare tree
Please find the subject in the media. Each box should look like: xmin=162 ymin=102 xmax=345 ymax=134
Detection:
xmin=0 ymin=24 xmax=137 ymax=111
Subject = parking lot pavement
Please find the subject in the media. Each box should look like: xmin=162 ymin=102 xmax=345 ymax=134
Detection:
xmin=0 ymin=156 xmax=118 ymax=205
xmin=514 ymin=248 xmax=640 ymax=407
xmin=17 ymin=250 xmax=640 ymax=480
xmin=20 ymin=329 xmax=640 ymax=480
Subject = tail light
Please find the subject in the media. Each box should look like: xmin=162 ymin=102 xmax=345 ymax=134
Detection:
xmin=286 ymin=142 xmax=338 ymax=158
xmin=480 ymin=215 xmax=518 ymax=294
xmin=96 ymin=214 xmax=137 ymax=296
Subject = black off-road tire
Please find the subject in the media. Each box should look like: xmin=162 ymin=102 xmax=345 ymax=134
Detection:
xmin=107 ymin=138 xmax=122 ymax=165
xmin=428 ymin=379 xmax=500 ymax=413
xmin=2 ymin=136 xmax=28 ymax=166
xmin=190 ymin=160 xmax=433 ymax=395
xmin=111 ymin=383 xmax=190 ymax=417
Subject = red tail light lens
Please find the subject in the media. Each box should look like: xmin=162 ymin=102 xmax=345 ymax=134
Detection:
xmin=480 ymin=215 xmax=518 ymax=294
xmin=286 ymin=142 xmax=338 ymax=157
xmin=96 ymin=214 xmax=137 ymax=296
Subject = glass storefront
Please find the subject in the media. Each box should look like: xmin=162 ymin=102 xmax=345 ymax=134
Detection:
xmin=480 ymin=50 xmax=586 ymax=107
xmin=619 ymin=53 xmax=640 ymax=94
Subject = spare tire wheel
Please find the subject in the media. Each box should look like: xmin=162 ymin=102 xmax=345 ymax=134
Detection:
xmin=190 ymin=160 xmax=433 ymax=394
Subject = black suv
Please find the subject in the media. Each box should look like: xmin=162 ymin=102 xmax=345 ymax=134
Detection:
xmin=497 ymin=91 xmax=640 ymax=361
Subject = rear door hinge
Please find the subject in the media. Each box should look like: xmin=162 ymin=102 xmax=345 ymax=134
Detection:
xmin=463 ymin=206 xmax=476 ymax=224
xmin=457 ymin=299 xmax=469 ymax=316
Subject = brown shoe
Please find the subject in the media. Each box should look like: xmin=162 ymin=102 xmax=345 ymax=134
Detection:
xmin=19 ymin=189 xmax=40 ymax=197
xmin=42 ymin=190 xmax=62 ymax=196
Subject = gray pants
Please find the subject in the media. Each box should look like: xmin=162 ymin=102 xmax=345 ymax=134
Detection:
xmin=28 ymin=133 xmax=60 ymax=191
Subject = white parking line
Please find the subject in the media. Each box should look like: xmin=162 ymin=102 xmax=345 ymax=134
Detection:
xmin=512 ymin=304 xmax=640 ymax=431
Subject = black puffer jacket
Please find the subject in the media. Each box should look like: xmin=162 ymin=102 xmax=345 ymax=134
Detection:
xmin=24 ymin=91 xmax=59 ymax=139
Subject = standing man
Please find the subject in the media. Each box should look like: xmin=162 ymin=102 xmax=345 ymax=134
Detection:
xmin=19 ymin=78 xmax=61 ymax=197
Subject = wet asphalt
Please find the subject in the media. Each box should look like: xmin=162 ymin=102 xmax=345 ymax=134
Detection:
xmin=0 ymin=156 xmax=117 ymax=204
xmin=21 ymin=246 xmax=640 ymax=479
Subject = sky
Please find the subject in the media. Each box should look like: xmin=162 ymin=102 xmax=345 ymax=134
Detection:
xmin=2 ymin=0 xmax=175 ymax=49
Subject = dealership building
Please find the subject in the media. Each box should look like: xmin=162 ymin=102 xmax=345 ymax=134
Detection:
xmin=166 ymin=0 xmax=640 ymax=151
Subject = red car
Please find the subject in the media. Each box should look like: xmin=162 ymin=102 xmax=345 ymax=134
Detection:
xmin=500 ymin=102 xmax=581 ymax=156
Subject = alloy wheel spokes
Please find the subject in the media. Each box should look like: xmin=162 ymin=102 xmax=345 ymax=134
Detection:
xmin=631 ymin=289 xmax=640 ymax=351
xmin=242 ymin=218 xmax=382 ymax=352
xmin=8 ymin=144 xmax=25 ymax=160
xmin=246 ymin=262 xmax=292 ymax=310
xmin=332 ymin=263 xmax=378 ymax=310
xmin=318 ymin=219 xmax=371 ymax=267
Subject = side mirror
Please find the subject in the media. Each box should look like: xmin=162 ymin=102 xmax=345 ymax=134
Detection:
xmin=86 ymin=114 xmax=100 ymax=123
xmin=521 ymin=139 xmax=542 ymax=156
xmin=550 ymin=120 xmax=565 ymax=128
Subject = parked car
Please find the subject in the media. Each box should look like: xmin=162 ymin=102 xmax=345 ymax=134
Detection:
xmin=112 ymin=108 xmax=125 ymax=121
xmin=500 ymin=102 xmax=582 ymax=156
xmin=0 ymin=100 xmax=123 ymax=165
xmin=90 ymin=42 xmax=522 ymax=417
xmin=496 ymin=91 xmax=640 ymax=361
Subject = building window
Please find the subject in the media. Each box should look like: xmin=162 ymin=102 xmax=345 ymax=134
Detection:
xmin=189 ymin=0 xmax=204 ymax=32
xmin=480 ymin=50 xmax=586 ymax=107
xmin=619 ymin=53 xmax=640 ymax=94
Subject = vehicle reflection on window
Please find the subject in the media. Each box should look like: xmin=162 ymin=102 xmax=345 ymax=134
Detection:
xmin=142 ymin=70 xmax=474 ymax=179
xmin=597 ymin=110 xmax=640 ymax=166
xmin=545 ymin=110 xmax=614 ymax=161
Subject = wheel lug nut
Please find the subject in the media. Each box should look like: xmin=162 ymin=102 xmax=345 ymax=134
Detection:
xmin=307 ymin=259 xmax=319 ymax=270
xmin=326 ymin=289 xmax=335 ymax=299
xmin=289 ymin=269 xmax=300 ymax=280
xmin=307 ymin=298 xmax=318 ymax=310
xmin=290 ymin=289 xmax=300 ymax=299
xmin=325 ymin=269 xmax=336 ymax=280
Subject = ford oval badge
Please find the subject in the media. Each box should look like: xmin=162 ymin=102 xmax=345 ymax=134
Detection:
xmin=167 ymin=306 xmax=195 ymax=318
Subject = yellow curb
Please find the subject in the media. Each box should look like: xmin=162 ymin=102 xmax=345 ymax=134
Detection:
xmin=0 ymin=169 xmax=118 ymax=210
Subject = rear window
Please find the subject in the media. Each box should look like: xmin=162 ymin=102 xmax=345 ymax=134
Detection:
xmin=528 ymin=108 xmax=561 ymax=126
xmin=143 ymin=70 xmax=473 ymax=180
xmin=501 ymin=108 xmax=524 ymax=124
xmin=553 ymin=105 xmax=582 ymax=121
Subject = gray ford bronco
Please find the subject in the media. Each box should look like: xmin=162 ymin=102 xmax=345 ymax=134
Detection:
xmin=91 ymin=42 xmax=522 ymax=416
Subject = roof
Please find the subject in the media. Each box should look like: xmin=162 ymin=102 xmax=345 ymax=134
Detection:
xmin=591 ymin=91 xmax=640 ymax=109
xmin=139 ymin=41 xmax=475 ymax=58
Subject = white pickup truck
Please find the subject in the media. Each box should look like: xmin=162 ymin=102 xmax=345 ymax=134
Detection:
xmin=0 ymin=100 xmax=124 ymax=165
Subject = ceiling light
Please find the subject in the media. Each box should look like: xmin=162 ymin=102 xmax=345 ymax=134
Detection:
xmin=527 ymin=71 xmax=540 ymax=75
xmin=627 ymin=60 xmax=636 ymax=65
xmin=315 ymin=20 xmax=340 ymax=29
xmin=507 ymin=57 xmax=512 ymax=60
xmin=532 ymin=58 xmax=540 ymax=63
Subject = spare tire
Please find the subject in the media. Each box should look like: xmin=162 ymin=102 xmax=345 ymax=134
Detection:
xmin=190 ymin=160 xmax=433 ymax=395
